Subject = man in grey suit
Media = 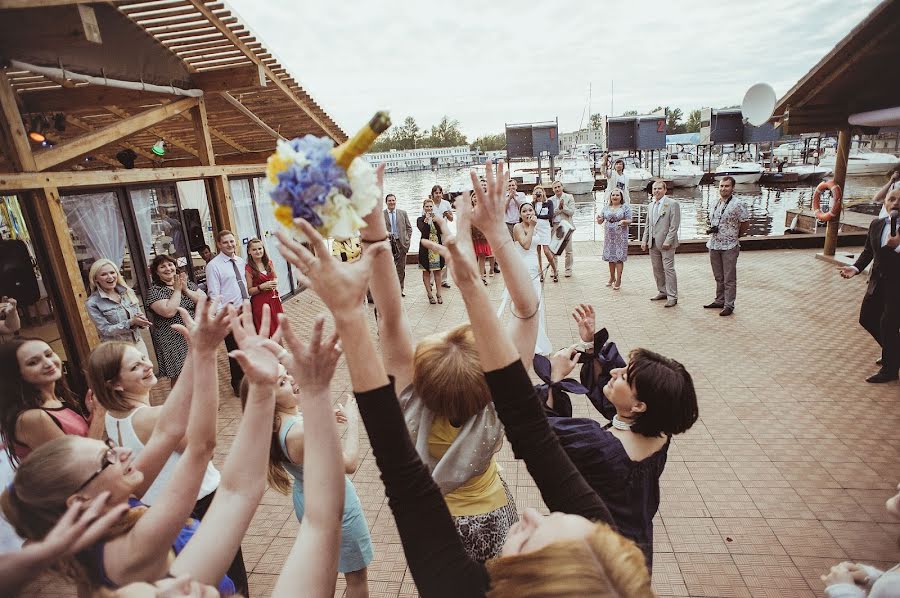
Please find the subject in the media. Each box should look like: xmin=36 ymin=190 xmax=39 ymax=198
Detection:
xmin=551 ymin=180 xmax=576 ymax=277
xmin=641 ymin=180 xmax=680 ymax=307
xmin=384 ymin=193 xmax=412 ymax=296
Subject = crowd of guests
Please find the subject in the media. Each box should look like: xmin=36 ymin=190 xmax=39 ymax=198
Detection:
xmin=0 ymin=160 xmax=896 ymax=598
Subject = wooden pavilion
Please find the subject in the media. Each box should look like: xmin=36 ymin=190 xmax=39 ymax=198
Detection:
xmin=0 ymin=0 xmax=345 ymax=382
xmin=772 ymin=0 xmax=900 ymax=257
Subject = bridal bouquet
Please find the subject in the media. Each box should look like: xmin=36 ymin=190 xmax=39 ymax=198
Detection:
xmin=267 ymin=112 xmax=391 ymax=241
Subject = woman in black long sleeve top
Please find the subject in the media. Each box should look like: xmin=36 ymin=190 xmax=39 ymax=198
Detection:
xmin=277 ymin=162 xmax=652 ymax=598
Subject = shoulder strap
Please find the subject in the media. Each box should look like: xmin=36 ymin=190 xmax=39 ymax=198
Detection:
xmin=278 ymin=415 xmax=301 ymax=462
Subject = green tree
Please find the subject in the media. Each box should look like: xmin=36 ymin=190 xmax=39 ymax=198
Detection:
xmin=684 ymin=109 xmax=702 ymax=133
xmin=471 ymin=132 xmax=506 ymax=152
xmin=666 ymin=108 xmax=684 ymax=134
xmin=589 ymin=113 xmax=604 ymax=130
xmin=620 ymin=110 xmax=638 ymax=116
xmin=398 ymin=116 xmax=424 ymax=148
xmin=425 ymin=116 xmax=467 ymax=147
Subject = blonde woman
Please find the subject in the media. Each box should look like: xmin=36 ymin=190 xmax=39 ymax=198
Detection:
xmin=86 ymin=259 xmax=150 ymax=357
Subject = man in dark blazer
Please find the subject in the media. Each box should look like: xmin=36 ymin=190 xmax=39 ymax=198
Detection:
xmin=384 ymin=193 xmax=412 ymax=296
xmin=839 ymin=188 xmax=900 ymax=383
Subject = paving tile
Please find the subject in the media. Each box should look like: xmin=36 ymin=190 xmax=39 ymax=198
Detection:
xmin=822 ymin=520 xmax=900 ymax=562
xmin=769 ymin=519 xmax=848 ymax=559
xmin=674 ymin=553 xmax=750 ymax=597
xmin=731 ymin=554 xmax=816 ymax=597
xmin=713 ymin=517 xmax=786 ymax=555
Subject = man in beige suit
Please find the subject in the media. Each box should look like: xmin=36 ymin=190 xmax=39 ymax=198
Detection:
xmin=641 ymin=180 xmax=680 ymax=307
xmin=551 ymin=180 xmax=576 ymax=277
xmin=383 ymin=193 xmax=412 ymax=296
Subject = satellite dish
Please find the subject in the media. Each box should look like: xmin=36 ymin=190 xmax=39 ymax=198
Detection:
xmin=741 ymin=83 xmax=777 ymax=127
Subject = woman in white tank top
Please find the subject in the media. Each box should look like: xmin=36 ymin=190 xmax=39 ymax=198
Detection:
xmin=86 ymin=340 xmax=247 ymax=594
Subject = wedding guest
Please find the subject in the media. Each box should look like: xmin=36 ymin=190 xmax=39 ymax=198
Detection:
xmin=383 ymin=193 xmax=412 ymax=296
xmin=703 ymin=176 xmax=749 ymax=317
xmin=243 ymin=348 xmax=373 ymax=597
xmin=472 ymin=183 xmax=495 ymax=284
xmin=274 ymin=161 xmax=651 ymax=596
xmin=146 ymin=255 xmax=205 ymax=380
xmin=417 ymin=199 xmax=444 ymax=304
xmin=432 ymin=185 xmax=454 ymax=289
xmin=532 ymin=186 xmax=558 ymax=283
xmin=0 ymin=338 xmax=103 ymax=465
xmin=504 ymin=178 xmax=527 ymax=239
xmin=86 ymin=337 xmax=247 ymax=595
xmin=596 ymin=188 xmax=632 ymax=290
xmin=537 ymin=303 xmax=698 ymax=566
xmin=245 ymin=238 xmax=284 ymax=336
xmin=641 ymin=180 xmax=680 ymax=307
xmin=205 ymin=229 xmax=248 ymax=394
xmin=86 ymin=259 xmax=150 ymax=356
xmin=607 ymin=159 xmax=632 ymax=204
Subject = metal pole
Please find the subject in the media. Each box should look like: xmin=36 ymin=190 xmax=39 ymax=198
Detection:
xmin=823 ymin=129 xmax=851 ymax=257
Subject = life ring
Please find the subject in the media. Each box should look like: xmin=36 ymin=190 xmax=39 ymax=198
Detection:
xmin=812 ymin=180 xmax=842 ymax=221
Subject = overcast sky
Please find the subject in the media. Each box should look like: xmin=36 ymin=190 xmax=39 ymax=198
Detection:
xmin=226 ymin=0 xmax=880 ymax=139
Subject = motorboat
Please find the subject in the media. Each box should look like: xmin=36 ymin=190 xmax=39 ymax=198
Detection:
xmin=619 ymin=156 xmax=653 ymax=191
xmin=662 ymin=154 xmax=704 ymax=187
xmin=782 ymin=164 xmax=831 ymax=182
xmin=557 ymin=158 xmax=595 ymax=195
xmin=714 ymin=153 xmax=763 ymax=184
xmin=819 ymin=148 xmax=899 ymax=176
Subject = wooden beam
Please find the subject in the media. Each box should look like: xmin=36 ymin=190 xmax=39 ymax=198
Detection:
xmin=26 ymin=186 xmax=99 ymax=368
xmin=186 ymin=0 xmax=344 ymax=142
xmin=0 ymin=163 xmax=266 ymax=191
xmin=65 ymin=113 xmax=158 ymax=162
xmin=103 ymin=104 xmax=200 ymax=158
xmin=0 ymin=0 xmax=125 ymax=7
xmin=208 ymin=174 xmax=236 ymax=234
xmin=189 ymin=97 xmax=215 ymax=165
xmin=190 ymin=65 xmax=266 ymax=92
xmin=32 ymin=97 xmax=198 ymax=170
xmin=0 ymin=69 xmax=37 ymax=172
xmin=176 ymin=110 xmax=249 ymax=153
xmin=19 ymin=85 xmax=178 ymax=113
xmin=219 ymin=92 xmax=284 ymax=141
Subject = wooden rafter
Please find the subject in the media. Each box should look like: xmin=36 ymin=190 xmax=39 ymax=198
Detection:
xmin=0 ymin=69 xmax=36 ymax=172
xmin=219 ymin=92 xmax=284 ymax=141
xmin=176 ymin=110 xmax=250 ymax=152
xmin=32 ymin=96 xmax=198 ymax=170
xmin=64 ymin=113 xmax=157 ymax=162
xmin=104 ymin=104 xmax=200 ymax=158
xmin=186 ymin=0 xmax=343 ymax=142
xmin=0 ymin=163 xmax=266 ymax=191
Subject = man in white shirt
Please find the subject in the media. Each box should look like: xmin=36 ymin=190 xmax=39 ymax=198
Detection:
xmin=431 ymin=185 xmax=454 ymax=288
xmin=504 ymin=179 xmax=527 ymax=238
xmin=205 ymin=229 xmax=249 ymax=394
xmin=383 ymin=193 xmax=412 ymax=296
xmin=839 ymin=187 xmax=900 ymax=383
xmin=551 ymin=181 xmax=576 ymax=277
xmin=641 ymin=180 xmax=680 ymax=307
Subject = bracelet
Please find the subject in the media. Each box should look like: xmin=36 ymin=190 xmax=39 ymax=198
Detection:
xmin=509 ymin=301 xmax=540 ymax=320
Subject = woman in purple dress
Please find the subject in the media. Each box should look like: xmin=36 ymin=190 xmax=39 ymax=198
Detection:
xmin=596 ymin=188 xmax=632 ymax=290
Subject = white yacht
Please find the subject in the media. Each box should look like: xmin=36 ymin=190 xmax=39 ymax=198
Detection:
xmin=819 ymin=148 xmax=899 ymax=176
xmin=620 ymin=157 xmax=654 ymax=191
xmin=782 ymin=164 xmax=831 ymax=182
xmin=558 ymin=158 xmax=595 ymax=195
xmin=663 ymin=154 xmax=704 ymax=188
xmin=714 ymin=153 xmax=763 ymax=184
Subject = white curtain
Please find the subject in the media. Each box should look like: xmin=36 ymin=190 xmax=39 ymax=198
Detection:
xmin=60 ymin=192 xmax=127 ymax=270
xmin=177 ymin=180 xmax=214 ymax=248
xmin=128 ymin=188 xmax=154 ymax=266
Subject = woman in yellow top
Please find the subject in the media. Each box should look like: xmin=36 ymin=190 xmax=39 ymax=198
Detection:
xmin=360 ymin=164 xmax=540 ymax=561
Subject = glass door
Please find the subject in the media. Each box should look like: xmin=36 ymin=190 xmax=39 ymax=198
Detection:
xmin=128 ymin=185 xmax=191 ymax=278
xmin=229 ymin=179 xmax=261 ymax=261
xmin=252 ymin=177 xmax=294 ymax=297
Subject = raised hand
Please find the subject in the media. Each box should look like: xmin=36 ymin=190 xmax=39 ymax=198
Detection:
xmin=1 ymin=296 xmax=16 ymax=315
xmin=277 ymin=314 xmax=342 ymax=393
xmin=171 ymin=295 xmax=232 ymax=353
xmin=572 ymin=303 xmax=596 ymax=343
xmin=275 ymin=221 xmax=388 ymax=317
xmin=421 ymin=192 xmax=479 ymax=287
xmin=470 ymin=160 xmax=510 ymax=239
xmin=549 ymin=344 xmax=581 ymax=382
xmin=229 ymin=302 xmax=282 ymax=385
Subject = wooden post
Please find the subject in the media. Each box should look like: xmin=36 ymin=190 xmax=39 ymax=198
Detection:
xmin=209 ymin=175 xmax=236 ymax=234
xmin=824 ymin=129 xmax=851 ymax=256
xmin=0 ymin=68 xmax=37 ymax=172
xmin=25 ymin=187 xmax=100 ymax=365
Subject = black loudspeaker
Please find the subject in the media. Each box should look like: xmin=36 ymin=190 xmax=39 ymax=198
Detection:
xmin=0 ymin=240 xmax=40 ymax=306
xmin=183 ymin=209 xmax=206 ymax=252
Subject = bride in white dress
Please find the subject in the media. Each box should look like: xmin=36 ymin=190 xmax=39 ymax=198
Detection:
xmin=497 ymin=202 xmax=552 ymax=355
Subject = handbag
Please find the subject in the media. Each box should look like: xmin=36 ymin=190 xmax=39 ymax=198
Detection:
xmin=550 ymin=221 xmax=575 ymax=256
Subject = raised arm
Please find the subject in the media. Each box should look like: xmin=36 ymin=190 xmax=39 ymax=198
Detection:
xmin=0 ymin=297 xmax=20 ymax=335
xmin=467 ymin=162 xmax=539 ymax=369
xmin=171 ymin=305 xmax=281 ymax=587
xmin=359 ymin=165 xmax=415 ymax=391
xmin=271 ymin=314 xmax=344 ymax=597
xmin=109 ymin=297 xmax=229 ymax=584
xmin=275 ymin=223 xmax=489 ymax=597
xmin=873 ymin=171 xmax=899 ymax=203
xmin=338 ymin=396 xmax=362 ymax=474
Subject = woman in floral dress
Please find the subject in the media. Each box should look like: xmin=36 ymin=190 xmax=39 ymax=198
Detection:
xmin=596 ymin=188 xmax=632 ymax=290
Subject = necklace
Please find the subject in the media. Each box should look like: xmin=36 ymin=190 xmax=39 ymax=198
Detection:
xmin=611 ymin=414 xmax=634 ymax=430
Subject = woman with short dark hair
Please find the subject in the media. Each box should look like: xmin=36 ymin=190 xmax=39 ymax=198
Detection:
xmin=146 ymin=254 xmax=205 ymax=380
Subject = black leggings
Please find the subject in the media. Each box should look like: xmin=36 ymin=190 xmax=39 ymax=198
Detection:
xmin=192 ymin=490 xmax=249 ymax=596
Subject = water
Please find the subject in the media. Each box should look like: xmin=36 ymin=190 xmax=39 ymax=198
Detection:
xmin=381 ymin=167 xmax=888 ymax=250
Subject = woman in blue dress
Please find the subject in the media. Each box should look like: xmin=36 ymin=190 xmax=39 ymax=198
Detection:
xmin=243 ymin=362 xmax=373 ymax=598
xmin=596 ymin=188 xmax=632 ymax=290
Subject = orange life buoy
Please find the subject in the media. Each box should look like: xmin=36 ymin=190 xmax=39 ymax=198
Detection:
xmin=812 ymin=180 xmax=842 ymax=222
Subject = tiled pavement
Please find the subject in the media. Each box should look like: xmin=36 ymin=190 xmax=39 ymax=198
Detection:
xmin=27 ymin=245 xmax=899 ymax=597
